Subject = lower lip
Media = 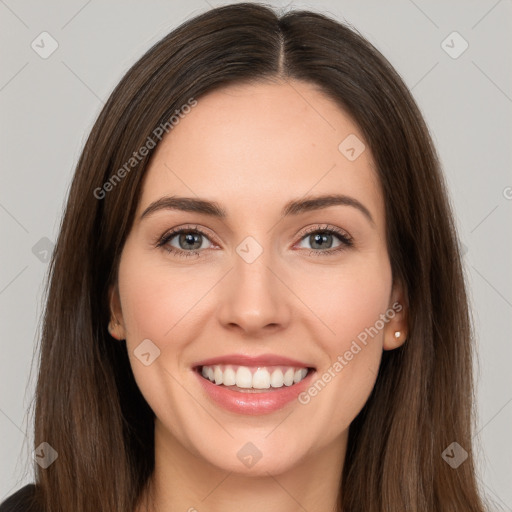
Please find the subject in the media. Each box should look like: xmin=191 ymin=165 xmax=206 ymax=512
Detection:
xmin=194 ymin=368 xmax=316 ymax=415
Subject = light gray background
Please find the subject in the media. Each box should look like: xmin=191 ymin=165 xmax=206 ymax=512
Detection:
xmin=1 ymin=0 xmax=511 ymax=509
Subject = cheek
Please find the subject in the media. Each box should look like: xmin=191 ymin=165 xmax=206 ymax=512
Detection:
xmin=116 ymin=252 xmax=203 ymax=426
xmin=117 ymin=249 xmax=210 ymax=347
xmin=331 ymin=276 xmax=391 ymax=351
xmin=293 ymin=257 xmax=392 ymax=436
xmin=298 ymin=253 xmax=392 ymax=352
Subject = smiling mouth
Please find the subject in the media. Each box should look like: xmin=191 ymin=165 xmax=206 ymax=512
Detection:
xmin=195 ymin=364 xmax=315 ymax=392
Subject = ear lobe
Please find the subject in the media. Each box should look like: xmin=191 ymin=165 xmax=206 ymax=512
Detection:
xmin=108 ymin=283 xmax=126 ymax=340
xmin=383 ymin=279 xmax=408 ymax=351
xmin=383 ymin=328 xmax=407 ymax=350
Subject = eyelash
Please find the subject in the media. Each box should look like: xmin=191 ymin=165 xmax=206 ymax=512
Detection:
xmin=155 ymin=223 xmax=354 ymax=259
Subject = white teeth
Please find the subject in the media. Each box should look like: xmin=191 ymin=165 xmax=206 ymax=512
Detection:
xmin=294 ymin=368 xmax=307 ymax=383
xmin=214 ymin=366 xmax=223 ymax=385
xmin=252 ymin=368 xmax=271 ymax=389
xmin=199 ymin=364 xmax=311 ymax=389
xmin=270 ymin=369 xmax=284 ymax=388
xmin=283 ymin=368 xmax=295 ymax=386
xmin=235 ymin=366 xmax=253 ymax=388
xmin=223 ymin=366 xmax=236 ymax=386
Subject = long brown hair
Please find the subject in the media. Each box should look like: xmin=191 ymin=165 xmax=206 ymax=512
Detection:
xmin=26 ymin=3 xmax=489 ymax=511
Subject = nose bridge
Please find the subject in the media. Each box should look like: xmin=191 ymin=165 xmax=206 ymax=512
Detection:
xmin=217 ymin=236 xmax=290 ymax=333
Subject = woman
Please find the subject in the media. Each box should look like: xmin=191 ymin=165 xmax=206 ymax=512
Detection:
xmin=0 ymin=3 xmax=490 ymax=511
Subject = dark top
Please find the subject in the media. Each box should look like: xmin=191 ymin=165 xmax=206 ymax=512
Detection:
xmin=0 ymin=485 xmax=41 ymax=512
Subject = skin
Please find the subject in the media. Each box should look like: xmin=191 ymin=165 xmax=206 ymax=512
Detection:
xmin=109 ymin=79 xmax=408 ymax=512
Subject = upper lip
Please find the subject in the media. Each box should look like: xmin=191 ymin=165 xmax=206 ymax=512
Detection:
xmin=193 ymin=353 xmax=315 ymax=369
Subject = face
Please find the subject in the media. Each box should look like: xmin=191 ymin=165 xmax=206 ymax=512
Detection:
xmin=109 ymin=79 xmax=407 ymax=477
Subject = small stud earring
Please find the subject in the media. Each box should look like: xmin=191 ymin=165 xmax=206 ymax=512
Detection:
xmin=394 ymin=331 xmax=401 ymax=339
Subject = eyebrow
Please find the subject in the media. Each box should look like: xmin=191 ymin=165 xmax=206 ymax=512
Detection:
xmin=139 ymin=193 xmax=375 ymax=227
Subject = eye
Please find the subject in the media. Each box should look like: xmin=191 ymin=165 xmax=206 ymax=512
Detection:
xmin=295 ymin=224 xmax=354 ymax=257
xmin=156 ymin=225 xmax=214 ymax=258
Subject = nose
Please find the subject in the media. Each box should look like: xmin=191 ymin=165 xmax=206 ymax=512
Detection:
xmin=217 ymin=249 xmax=291 ymax=337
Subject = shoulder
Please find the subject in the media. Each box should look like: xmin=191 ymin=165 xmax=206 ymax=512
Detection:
xmin=0 ymin=484 xmax=41 ymax=512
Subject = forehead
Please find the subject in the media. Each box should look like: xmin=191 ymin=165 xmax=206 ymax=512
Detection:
xmin=137 ymin=80 xmax=384 ymax=232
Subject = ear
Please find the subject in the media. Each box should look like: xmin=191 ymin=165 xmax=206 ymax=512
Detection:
xmin=107 ymin=283 xmax=126 ymax=340
xmin=383 ymin=278 xmax=408 ymax=351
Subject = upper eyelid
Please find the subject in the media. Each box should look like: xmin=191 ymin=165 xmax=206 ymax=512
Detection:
xmin=299 ymin=224 xmax=352 ymax=239
xmin=162 ymin=225 xmax=217 ymax=244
